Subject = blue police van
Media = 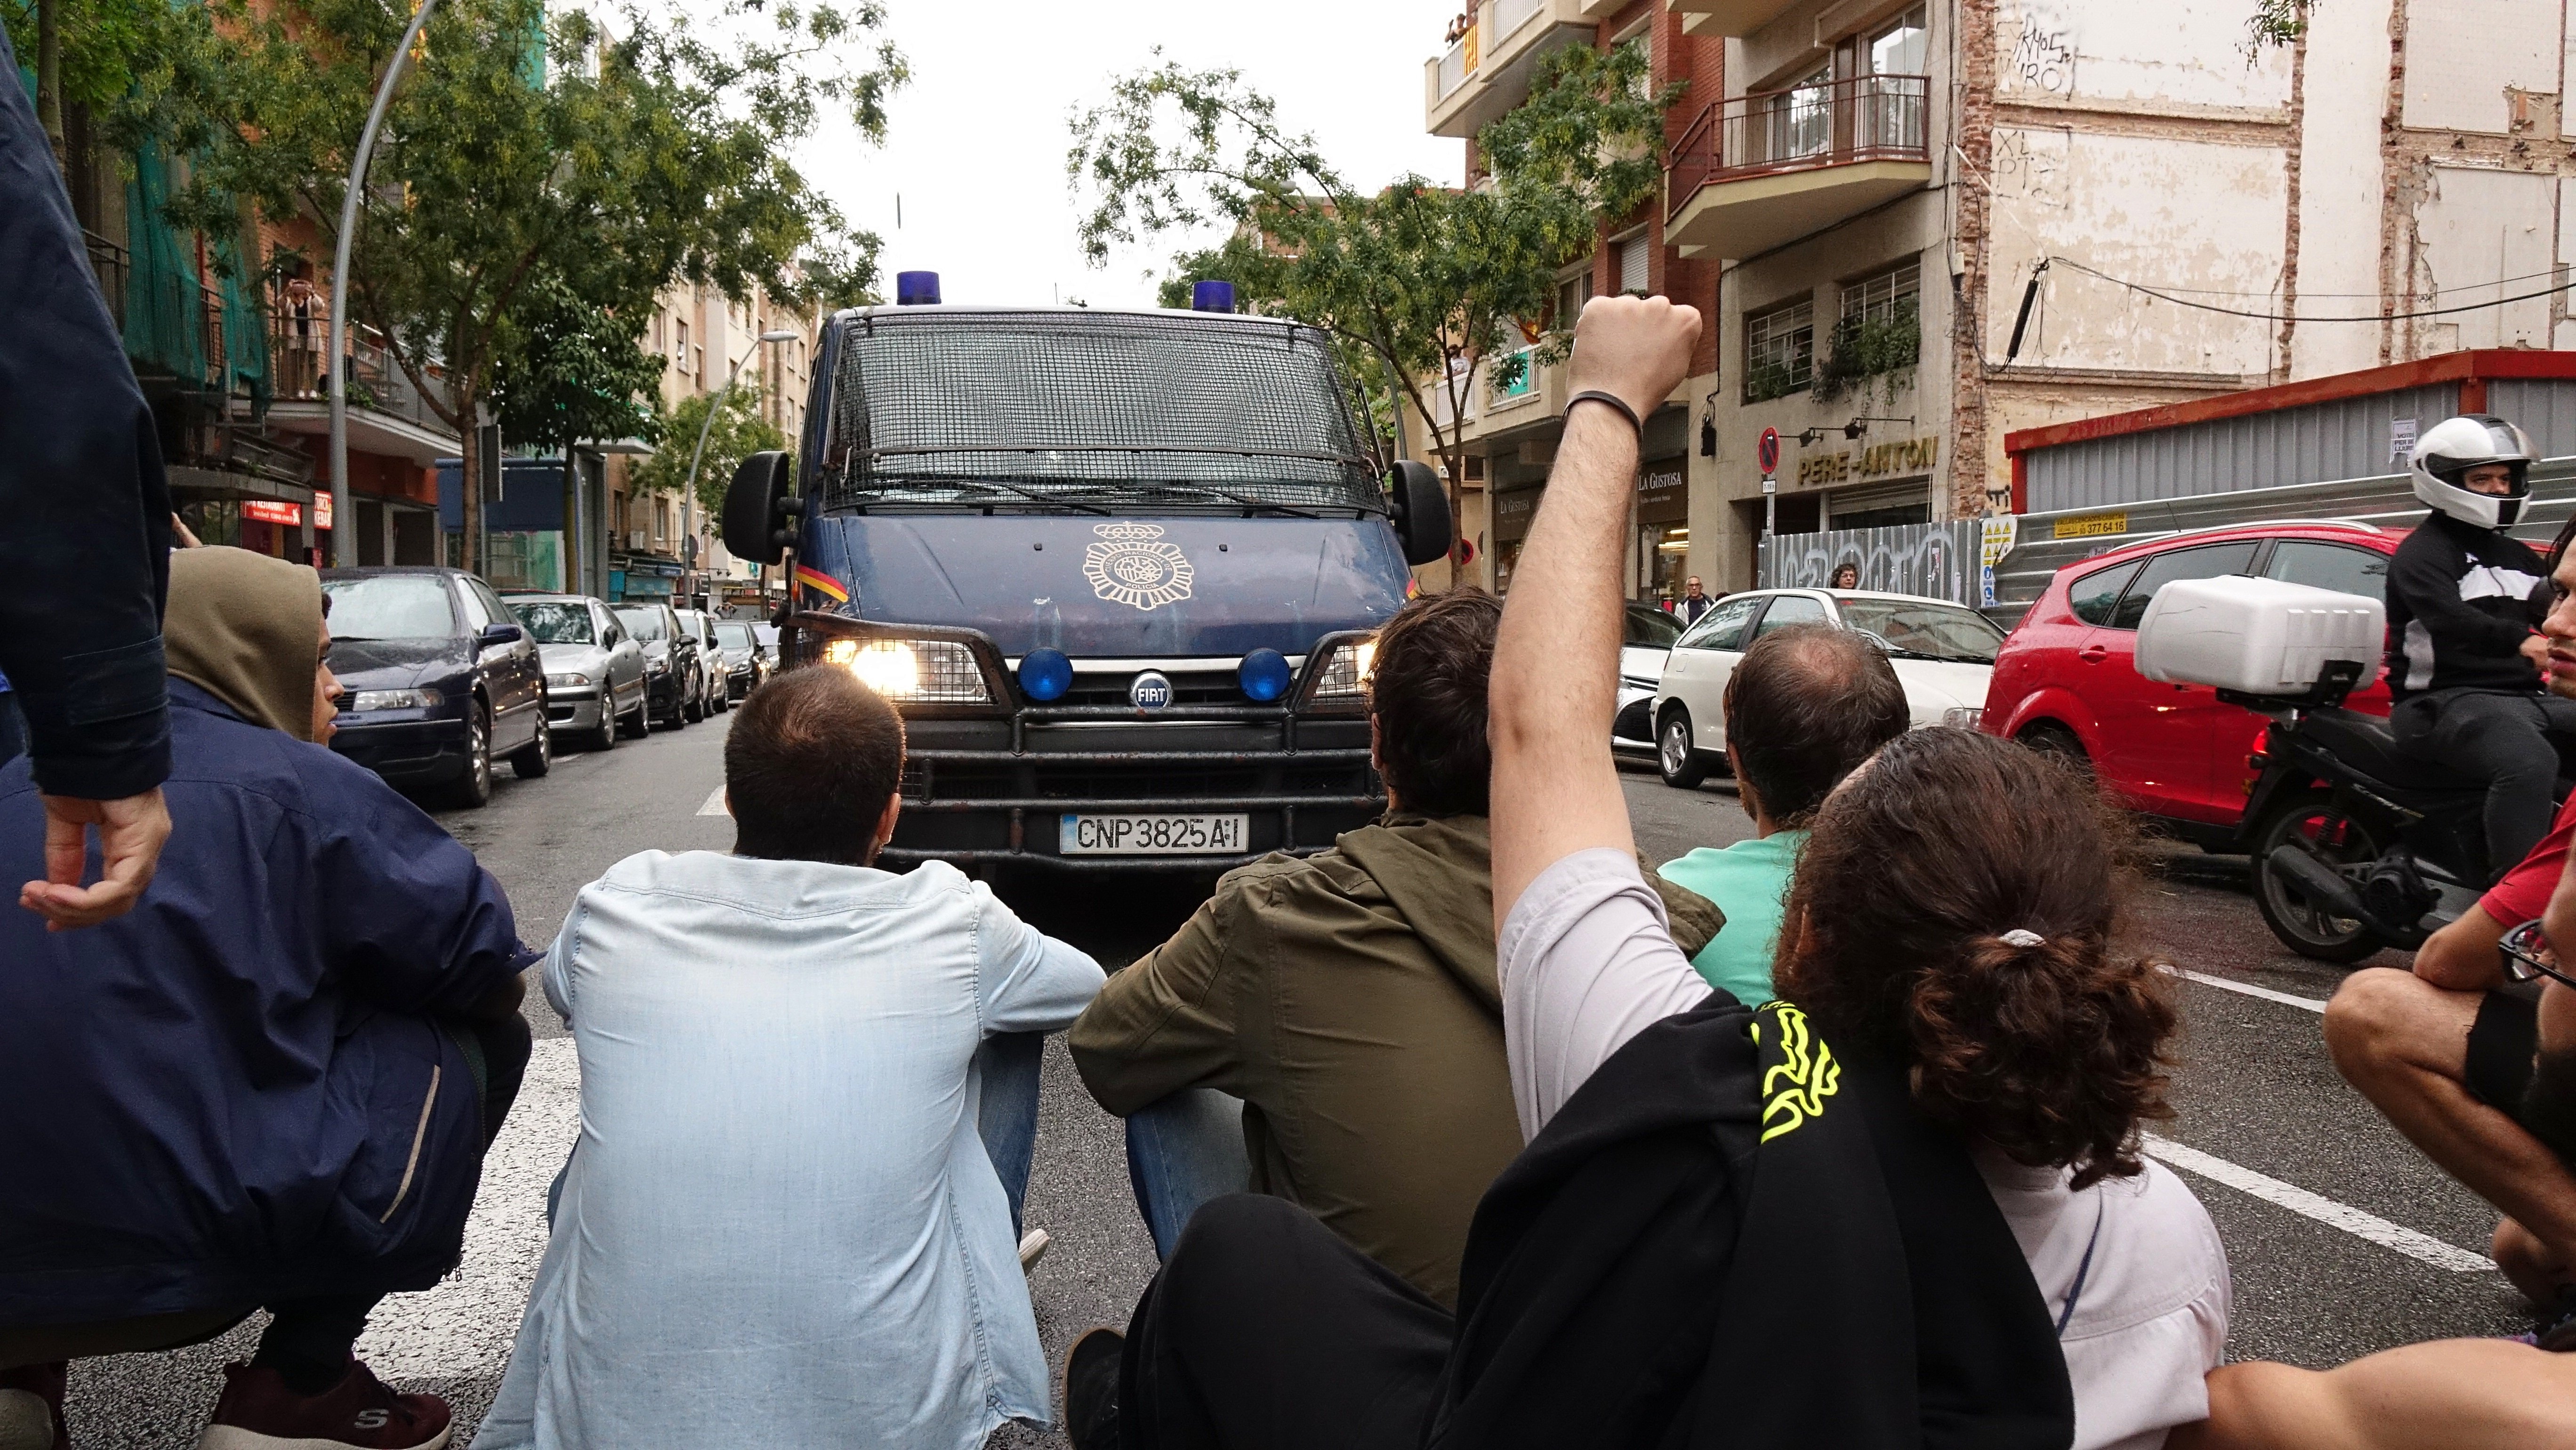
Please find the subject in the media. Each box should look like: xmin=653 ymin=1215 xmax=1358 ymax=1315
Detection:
xmin=721 ymin=274 xmax=1451 ymax=872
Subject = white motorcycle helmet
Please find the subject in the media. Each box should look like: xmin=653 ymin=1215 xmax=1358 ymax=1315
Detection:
xmin=2411 ymin=413 xmax=2536 ymax=529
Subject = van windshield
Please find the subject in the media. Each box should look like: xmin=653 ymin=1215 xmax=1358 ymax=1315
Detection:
xmin=822 ymin=311 xmax=1385 ymax=517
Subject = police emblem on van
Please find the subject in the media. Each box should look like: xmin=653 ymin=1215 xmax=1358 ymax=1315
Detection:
xmin=1084 ymin=522 xmax=1194 ymax=612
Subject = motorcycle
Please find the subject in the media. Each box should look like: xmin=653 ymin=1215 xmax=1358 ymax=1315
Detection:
xmin=2133 ymin=574 xmax=2557 ymax=963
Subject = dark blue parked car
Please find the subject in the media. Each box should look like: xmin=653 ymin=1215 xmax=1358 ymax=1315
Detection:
xmin=322 ymin=566 xmax=551 ymax=808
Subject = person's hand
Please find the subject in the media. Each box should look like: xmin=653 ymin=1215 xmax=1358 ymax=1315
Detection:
xmin=1565 ymin=293 xmax=1701 ymax=425
xmin=169 ymin=512 xmax=201 ymax=548
xmin=19 ymin=789 xmax=172 ymax=931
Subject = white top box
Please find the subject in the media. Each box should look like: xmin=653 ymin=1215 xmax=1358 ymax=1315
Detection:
xmin=2133 ymin=574 xmax=2385 ymax=696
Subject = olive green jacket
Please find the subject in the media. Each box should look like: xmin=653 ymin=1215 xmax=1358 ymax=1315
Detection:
xmin=1068 ymin=813 xmax=1721 ymax=1307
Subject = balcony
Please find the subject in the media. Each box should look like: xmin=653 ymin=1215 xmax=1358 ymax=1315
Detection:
xmin=1423 ymin=0 xmax=1595 ymax=139
xmin=262 ymin=314 xmax=462 ymax=463
xmin=1665 ymin=73 xmax=1932 ymax=260
xmin=1663 ymin=0 xmax=1802 ymax=36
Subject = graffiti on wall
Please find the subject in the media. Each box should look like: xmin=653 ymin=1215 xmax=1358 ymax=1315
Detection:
xmin=2010 ymin=5 xmax=2078 ymax=97
xmin=1759 ymin=519 xmax=1984 ymax=605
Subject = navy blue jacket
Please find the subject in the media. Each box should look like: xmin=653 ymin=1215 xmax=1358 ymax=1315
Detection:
xmin=0 ymin=683 xmax=534 ymax=1324
xmin=0 ymin=29 xmax=174 ymax=800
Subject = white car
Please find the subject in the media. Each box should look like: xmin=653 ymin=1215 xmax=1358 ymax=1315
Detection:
xmin=1614 ymin=603 xmax=1686 ymax=757
xmin=1650 ymin=588 xmax=2004 ymax=789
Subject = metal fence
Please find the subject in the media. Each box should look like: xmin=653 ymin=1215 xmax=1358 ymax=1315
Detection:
xmin=268 ymin=313 xmax=454 ymax=435
xmin=1668 ymin=73 xmax=1929 ymax=223
xmin=1759 ymin=518 xmax=1983 ymax=604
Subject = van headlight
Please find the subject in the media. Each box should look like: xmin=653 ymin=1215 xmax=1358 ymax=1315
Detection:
xmin=1310 ymin=639 xmax=1377 ymax=699
xmin=822 ymin=637 xmax=992 ymax=704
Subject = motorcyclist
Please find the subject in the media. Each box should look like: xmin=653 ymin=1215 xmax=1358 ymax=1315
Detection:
xmin=2387 ymin=413 xmax=2576 ymax=879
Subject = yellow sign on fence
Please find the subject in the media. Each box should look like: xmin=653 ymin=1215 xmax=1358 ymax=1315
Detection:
xmin=2053 ymin=511 xmax=2128 ymax=540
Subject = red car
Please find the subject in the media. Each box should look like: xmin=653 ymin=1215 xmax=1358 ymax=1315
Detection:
xmin=1980 ymin=521 xmax=2395 ymax=845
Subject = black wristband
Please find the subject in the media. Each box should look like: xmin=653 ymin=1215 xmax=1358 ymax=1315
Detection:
xmin=1566 ymin=389 xmax=1642 ymax=438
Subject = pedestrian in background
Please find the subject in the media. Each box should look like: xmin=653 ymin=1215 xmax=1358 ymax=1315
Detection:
xmin=1830 ymin=561 xmax=1861 ymax=589
xmin=477 ymin=664 xmax=1104 ymax=1450
xmin=1069 ymin=587 xmax=1720 ymax=1305
xmin=1 ymin=25 xmax=179 ymax=932
xmin=1670 ymin=574 xmax=1712 ymax=624
xmin=0 ymin=547 xmax=537 ymax=1450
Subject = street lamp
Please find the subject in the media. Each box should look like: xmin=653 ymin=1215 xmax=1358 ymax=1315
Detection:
xmin=680 ymin=327 xmax=802 ymax=595
xmin=327 ymin=0 xmax=443 ymax=567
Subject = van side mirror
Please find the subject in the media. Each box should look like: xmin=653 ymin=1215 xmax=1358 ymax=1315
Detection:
xmin=724 ymin=451 xmax=797 ymax=565
xmin=1388 ymin=459 xmax=1452 ymax=568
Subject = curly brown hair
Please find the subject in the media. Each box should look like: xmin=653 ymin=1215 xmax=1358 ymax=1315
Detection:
xmin=1772 ymin=727 xmax=2178 ymax=1188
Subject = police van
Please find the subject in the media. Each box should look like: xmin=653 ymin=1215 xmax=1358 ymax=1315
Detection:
xmin=721 ymin=274 xmax=1451 ymax=872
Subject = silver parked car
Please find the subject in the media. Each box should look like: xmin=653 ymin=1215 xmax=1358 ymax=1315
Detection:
xmin=672 ymin=608 xmax=732 ymax=716
xmin=505 ymin=593 xmax=650 ymax=748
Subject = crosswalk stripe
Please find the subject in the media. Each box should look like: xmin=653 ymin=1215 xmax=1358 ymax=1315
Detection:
xmin=2160 ymin=965 xmax=2329 ymax=1013
xmin=2144 ymin=1133 xmax=2496 ymax=1273
xmin=698 ymin=786 xmax=728 ymax=817
xmin=355 ymin=1038 xmax=580 ymax=1378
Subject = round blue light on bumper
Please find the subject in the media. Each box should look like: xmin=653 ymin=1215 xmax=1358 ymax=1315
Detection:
xmin=1238 ymin=648 xmax=1292 ymax=702
xmin=1018 ymin=648 xmax=1073 ymax=702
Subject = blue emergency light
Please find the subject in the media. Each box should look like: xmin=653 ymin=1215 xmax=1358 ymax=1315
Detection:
xmin=1237 ymin=648 xmax=1291 ymax=702
xmin=1191 ymin=280 xmax=1237 ymax=314
xmin=1018 ymin=647 xmax=1073 ymax=702
xmin=896 ymin=271 xmax=942 ymax=306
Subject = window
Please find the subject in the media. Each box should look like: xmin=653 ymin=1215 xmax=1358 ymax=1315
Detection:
xmin=1617 ymin=233 xmax=1651 ymax=296
xmin=2107 ymin=542 xmax=2261 ymax=630
xmin=615 ymin=607 xmax=668 ymax=641
xmin=1681 ymin=593 xmax=1763 ymax=652
xmin=1556 ymin=269 xmax=1594 ymax=328
xmin=1868 ymin=4 xmax=1928 ymax=75
xmin=674 ymin=318 xmax=689 ymax=367
xmin=1752 ymin=592 xmax=1831 ymax=638
xmin=1760 ymin=64 xmax=1833 ymax=165
xmin=1625 ymin=604 xmax=1683 ymax=647
xmin=1744 ymin=298 xmax=1815 ymax=402
xmin=471 ymin=580 xmax=515 ymax=631
xmin=455 ymin=580 xmax=492 ymax=631
xmin=511 ymin=600 xmax=595 ymax=643
xmin=2264 ymin=541 xmax=2389 ymax=602
xmin=2067 ymin=561 xmax=2141 ymax=626
xmin=320 ymin=575 xmax=458 ymax=639
xmin=1842 ymin=261 xmax=1921 ymax=327
xmin=1836 ymin=599 xmax=2005 ymax=664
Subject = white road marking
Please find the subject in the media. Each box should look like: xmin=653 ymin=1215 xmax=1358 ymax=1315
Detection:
xmin=356 ymin=1038 xmax=580 ymax=1378
xmin=2159 ymin=965 xmax=2329 ymax=1014
xmin=697 ymin=786 xmax=728 ymax=817
xmin=2144 ymin=1133 xmax=2496 ymax=1273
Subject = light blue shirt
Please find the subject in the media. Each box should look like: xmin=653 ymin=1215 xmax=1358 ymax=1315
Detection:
xmin=1657 ymin=830 xmax=1807 ymax=1009
xmin=475 ymin=851 xmax=1105 ymax=1450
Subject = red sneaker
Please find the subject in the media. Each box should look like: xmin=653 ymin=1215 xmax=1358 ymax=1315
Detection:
xmin=196 ymin=1359 xmax=451 ymax=1450
xmin=0 ymin=1360 xmax=69 ymax=1450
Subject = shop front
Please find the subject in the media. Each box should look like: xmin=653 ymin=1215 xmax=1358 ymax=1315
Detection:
xmin=1491 ymin=483 xmax=1542 ymax=594
xmin=1636 ymin=457 xmax=1689 ymax=604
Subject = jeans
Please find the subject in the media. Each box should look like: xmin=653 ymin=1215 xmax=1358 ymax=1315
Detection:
xmin=2393 ymin=689 xmax=2576 ymax=878
xmin=1125 ymin=1089 xmax=1252 ymax=1260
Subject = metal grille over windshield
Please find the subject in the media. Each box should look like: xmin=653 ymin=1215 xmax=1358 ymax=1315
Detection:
xmin=823 ymin=310 xmax=1385 ymax=514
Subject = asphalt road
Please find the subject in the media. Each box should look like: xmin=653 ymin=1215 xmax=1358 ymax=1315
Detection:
xmin=59 ymin=716 xmax=2536 ymax=1447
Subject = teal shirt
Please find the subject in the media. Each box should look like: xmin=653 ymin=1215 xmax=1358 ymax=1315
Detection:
xmin=1658 ymin=830 xmax=1807 ymax=1008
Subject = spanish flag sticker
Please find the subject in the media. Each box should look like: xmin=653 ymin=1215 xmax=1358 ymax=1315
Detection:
xmin=793 ymin=565 xmax=849 ymax=604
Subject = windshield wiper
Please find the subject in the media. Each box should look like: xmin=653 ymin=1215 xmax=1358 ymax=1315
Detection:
xmin=861 ymin=480 xmax=1110 ymax=515
xmin=1104 ymin=483 xmax=1323 ymax=518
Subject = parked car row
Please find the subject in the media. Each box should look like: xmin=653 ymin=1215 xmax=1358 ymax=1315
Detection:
xmin=318 ymin=565 xmax=778 ymax=809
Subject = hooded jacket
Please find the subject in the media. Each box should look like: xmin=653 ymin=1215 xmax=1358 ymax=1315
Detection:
xmin=1069 ymin=814 xmax=1720 ymax=1307
xmin=0 ymin=549 xmax=533 ymax=1324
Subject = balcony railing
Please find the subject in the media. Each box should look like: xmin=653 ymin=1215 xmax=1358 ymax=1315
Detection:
xmin=1436 ymin=30 xmax=1473 ymax=99
xmin=1667 ymin=73 xmax=1930 ymax=221
xmin=269 ymin=312 xmax=455 ymax=438
xmin=1492 ymin=0 xmax=1545 ymax=41
xmin=84 ymin=231 xmax=129 ymax=331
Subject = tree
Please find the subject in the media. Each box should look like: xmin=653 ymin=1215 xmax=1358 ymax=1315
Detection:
xmin=629 ymin=385 xmax=787 ymax=524
xmin=6 ymin=0 xmax=222 ymax=165
xmin=1069 ymin=45 xmax=1679 ymax=550
xmin=170 ymin=0 xmax=901 ymax=572
xmin=491 ymin=267 xmax=666 ymax=588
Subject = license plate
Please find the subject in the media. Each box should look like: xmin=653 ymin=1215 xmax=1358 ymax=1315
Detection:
xmin=1058 ymin=813 xmax=1249 ymax=856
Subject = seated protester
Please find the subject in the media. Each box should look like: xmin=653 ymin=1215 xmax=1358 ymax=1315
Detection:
xmin=1061 ymin=297 xmax=2224 ymax=1450
xmin=0 ymin=547 xmax=535 ymax=1450
xmin=2324 ymin=524 xmax=2576 ymax=1344
xmin=1068 ymin=588 xmax=1719 ymax=1306
xmin=2174 ymin=853 xmax=2576 ymax=1450
xmin=1658 ymin=624 xmax=1908 ymax=1007
xmin=474 ymin=665 xmax=1105 ymax=1450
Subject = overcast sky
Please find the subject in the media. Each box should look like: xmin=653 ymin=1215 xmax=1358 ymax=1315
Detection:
xmin=789 ymin=0 xmax=1466 ymax=310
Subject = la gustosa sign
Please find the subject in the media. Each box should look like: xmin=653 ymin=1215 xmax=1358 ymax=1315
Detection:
xmin=1797 ymin=435 xmax=1940 ymax=486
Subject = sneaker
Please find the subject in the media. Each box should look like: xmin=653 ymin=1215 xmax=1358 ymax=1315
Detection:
xmin=0 ymin=1361 xmax=68 ymax=1450
xmin=1019 ymin=1228 xmax=1051 ymax=1272
xmin=2537 ymin=1293 xmax=2576 ymax=1353
xmin=1062 ymin=1326 xmax=1124 ymax=1450
xmin=197 ymin=1359 xmax=451 ymax=1450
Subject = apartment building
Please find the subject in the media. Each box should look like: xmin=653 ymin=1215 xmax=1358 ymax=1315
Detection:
xmin=604 ymin=281 xmax=818 ymax=606
xmin=1429 ymin=0 xmax=2576 ymax=595
xmin=1418 ymin=0 xmax=1729 ymax=600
